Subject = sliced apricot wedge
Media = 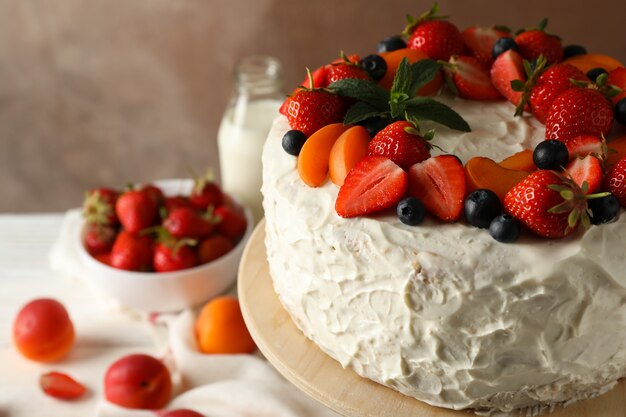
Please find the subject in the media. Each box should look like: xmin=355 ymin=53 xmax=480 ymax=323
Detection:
xmin=298 ymin=123 xmax=350 ymax=187
xmin=465 ymin=157 xmax=533 ymax=202
xmin=563 ymin=53 xmax=623 ymax=74
xmin=379 ymin=49 xmax=443 ymax=95
xmin=499 ymin=149 xmax=535 ymax=171
xmin=329 ymin=126 xmax=370 ymax=186
xmin=607 ymin=135 xmax=626 ymax=168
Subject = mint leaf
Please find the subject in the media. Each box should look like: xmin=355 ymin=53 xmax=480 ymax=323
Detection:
xmin=404 ymin=98 xmax=471 ymax=132
xmin=343 ymin=102 xmax=387 ymax=125
xmin=391 ymin=58 xmax=412 ymax=98
xmin=328 ymin=79 xmax=389 ymax=111
xmin=408 ymin=59 xmax=442 ymax=97
xmin=390 ymin=92 xmax=410 ymax=118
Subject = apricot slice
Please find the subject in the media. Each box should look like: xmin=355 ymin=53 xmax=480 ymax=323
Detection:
xmin=563 ymin=54 xmax=624 ymax=74
xmin=499 ymin=149 xmax=535 ymax=171
xmin=195 ymin=296 xmax=256 ymax=354
xmin=329 ymin=126 xmax=370 ymax=186
xmin=379 ymin=49 xmax=444 ymax=95
xmin=298 ymin=123 xmax=349 ymax=187
xmin=607 ymin=135 xmax=626 ymax=168
xmin=465 ymin=157 xmax=533 ymax=202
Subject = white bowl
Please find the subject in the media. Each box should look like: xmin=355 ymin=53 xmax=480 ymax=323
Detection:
xmin=77 ymin=179 xmax=254 ymax=312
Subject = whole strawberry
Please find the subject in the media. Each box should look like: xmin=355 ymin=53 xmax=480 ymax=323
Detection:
xmin=326 ymin=54 xmax=370 ymax=84
xmin=504 ymin=170 xmax=590 ymax=238
xmin=284 ymin=72 xmax=344 ymax=137
xmin=84 ymin=224 xmax=116 ymax=256
xmin=142 ymin=184 xmax=164 ymax=206
xmin=214 ymin=205 xmax=248 ymax=242
xmin=603 ymin=156 xmax=626 ymax=206
xmin=83 ymin=188 xmax=119 ymax=227
xmin=115 ymin=188 xmax=159 ymax=234
xmin=528 ymin=63 xmax=588 ymax=123
xmin=190 ymin=171 xmax=224 ymax=210
xmin=515 ymin=19 xmax=563 ymax=65
xmin=368 ymin=121 xmax=431 ymax=170
xmin=164 ymin=196 xmax=194 ymax=214
xmin=163 ymin=207 xmax=214 ymax=239
xmin=405 ymin=4 xmax=464 ymax=61
xmin=153 ymin=241 xmax=197 ymax=273
xmin=110 ymin=230 xmax=154 ymax=271
xmin=545 ymin=87 xmax=614 ymax=141
xmin=198 ymin=235 xmax=234 ymax=264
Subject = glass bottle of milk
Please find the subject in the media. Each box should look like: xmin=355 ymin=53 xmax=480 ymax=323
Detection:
xmin=217 ymin=56 xmax=284 ymax=224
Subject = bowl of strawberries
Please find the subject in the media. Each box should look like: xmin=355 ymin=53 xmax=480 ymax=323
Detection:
xmin=77 ymin=173 xmax=253 ymax=312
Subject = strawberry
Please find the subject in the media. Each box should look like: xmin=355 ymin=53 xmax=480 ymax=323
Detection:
xmin=514 ymin=20 xmax=563 ymax=65
xmin=110 ymin=230 xmax=154 ymax=271
xmin=404 ymin=4 xmax=465 ymax=61
xmin=561 ymin=134 xmax=605 ymax=160
xmin=142 ymin=184 xmax=164 ymax=206
xmin=490 ymin=49 xmax=526 ymax=106
xmin=198 ymin=235 xmax=234 ymax=264
xmin=153 ymin=241 xmax=197 ymax=273
xmin=284 ymin=86 xmax=343 ymax=137
xmin=84 ymin=223 xmax=116 ymax=256
xmin=367 ymin=121 xmax=431 ymax=169
xmin=528 ymin=63 xmax=588 ymax=123
xmin=446 ymin=55 xmax=501 ymax=100
xmin=607 ymin=67 xmax=626 ymax=104
xmin=327 ymin=55 xmax=370 ymax=84
xmin=82 ymin=188 xmax=119 ymax=227
xmin=504 ymin=170 xmax=593 ymax=238
xmin=280 ymin=66 xmax=329 ymax=116
xmin=95 ymin=252 xmax=112 ymax=266
xmin=163 ymin=207 xmax=215 ymax=240
xmin=214 ymin=205 xmax=248 ymax=242
xmin=115 ymin=189 xmax=159 ymax=234
xmin=190 ymin=172 xmax=224 ymax=210
xmin=460 ymin=26 xmax=511 ymax=66
xmin=408 ymin=155 xmax=465 ymax=221
xmin=545 ymin=87 xmax=614 ymax=141
xmin=603 ymin=156 xmax=626 ymax=206
xmin=335 ymin=156 xmax=408 ymax=218
xmin=164 ymin=196 xmax=194 ymax=214
xmin=565 ymin=155 xmax=603 ymax=194
xmin=40 ymin=372 xmax=86 ymax=400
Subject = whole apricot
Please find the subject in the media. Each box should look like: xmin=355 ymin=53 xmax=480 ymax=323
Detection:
xmin=195 ymin=296 xmax=256 ymax=354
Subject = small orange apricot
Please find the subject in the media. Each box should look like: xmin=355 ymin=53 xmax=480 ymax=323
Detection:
xmin=499 ymin=149 xmax=536 ymax=171
xmin=297 ymin=123 xmax=349 ymax=187
xmin=563 ymin=53 xmax=623 ymax=74
xmin=195 ymin=296 xmax=256 ymax=354
xmin=465 ymin=157 xmax=533 ymax=202
xmin=379 ymin=49 xmax=444 ymax=95
xmin=329 ymin=126 xmax=370 ymax=186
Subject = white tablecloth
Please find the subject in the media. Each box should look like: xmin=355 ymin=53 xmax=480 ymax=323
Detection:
xmin=0 ymin=213 xmax=339 ymax=417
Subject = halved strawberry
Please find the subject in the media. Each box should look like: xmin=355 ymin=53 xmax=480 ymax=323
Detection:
xmin=564 ymin=155 xmax=602 ymax=194
xmin=490 ymin=49 xmax=527 ymax=107
xmin=40 ymin=372 xmax=87 ymax=400
xmin=460 ymin=26 xmax=511 ymax=65
xmin=561 ymin=134 xmax=604 ymax=160
xmin=335 ymin=156 xmax=408 ymax=218
xmin=408 ymin=155 xmax=466 ymax=221
xmin=447 ymin=55 xmax=502 ymax=100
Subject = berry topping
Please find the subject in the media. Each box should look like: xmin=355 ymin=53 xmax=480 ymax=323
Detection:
xmin=533 ymin=140 xmax=569 ymax=170
xmin=586 ymin=67 xmax=608 ymax=82
xmin=561 ymin=134 xmax=605 ymax=160
xmin=514 ymin=19 xmax=563 ymax=65
xmin=615 ymin=99 xmax=626 ymax=126
xmin=397 ymin=197 xmax=426 ymax=226
xmin=562 ymin=44 xmax=587 ymax=60
xmin=335 ymin=156 xmax=408 ymax=218
xmin=327 ymin=54 xmax=370 ymax=84
xmin=404 ymin=4 xmax=464 ymax=61
xmin=461 ymin=26 xmax=511 ymax=65
xmin=489 ymin=214 xmax=521 ymax=243
xmin=492 ymin=37 xmax=518 ymax=59
xmin=603 ymin=156 xmax=626 ymax=207
xmin=588 ymin=194 xmax=620 ymax=225
xmin=464 ymin=189 xmax=503 ymax=229
xmin=607 ymin=67 xmax=626 ymax=104
xmin=490 ymin=49 xmax=526 ymax=107
xmin=360 ymin=54 xmax=388 ymax=81
xmin=408 ymin=155 xmax=466 ymax=222
xmin=445 ymin=55 xmax=501 ymax=100
xmin=281 ymin=130 xmax=308 ymax=156
xmin=564 ymin=154 xmax=603 ymax=194
xmin=368 ymin=121 xmax=431 ymax=170
xmin=378 ymin=36 xmax=407 ymax=53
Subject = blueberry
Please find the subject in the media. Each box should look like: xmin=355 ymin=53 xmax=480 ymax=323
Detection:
xmin=377 ymin=35 xmax=406 ymax=53
xmin=281 ymin=130 xmax=307 ymax=156
xmin=492 ymin=37 xmax=518 ymax=59
xmin=489 ymin=214 xmax=521 ymax=243
xmin=586 ymin=67 xmax=607 ymax=82
xmin=615 ymin=98 xmax=626 ymax=126
xmin=464 ymin=189 xmax=502 ymax=229
xmin=588 ymin=194 xmax=620 ymax=225
xmin=397 ymin=197 xmax=426 ymax=226
xmin=563 ymin=44 xmax=587 ymax=60
xmin=533 ymin=140 xmax=569 ymax=170
xmin=360 ymin=116 xmax=391 ymax=137
xmin=360 ymin=54 xmax=387 ymax=81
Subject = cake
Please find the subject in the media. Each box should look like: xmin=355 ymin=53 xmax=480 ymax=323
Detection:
xmin=262 ymin=5 xmax=626 ymax=413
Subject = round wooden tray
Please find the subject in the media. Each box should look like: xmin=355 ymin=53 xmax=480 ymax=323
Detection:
xmin=238 ymin=220 xmax=626 ymax=417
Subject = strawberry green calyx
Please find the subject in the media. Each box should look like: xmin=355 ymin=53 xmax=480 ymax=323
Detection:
xmin=402 ymin=3 xmax=448 ymax=37
xmin=191 ymin=168 xmax=216 ymax=196
xmin=570 ymin=73 xmax=623 ymax=99
xmin=150 ymin=226 xmax=197 ymax=255
xmin=516 ymin=17 xmax=551 ymax=36
xmin=82 ymin=191 xmax=114 ymax=225
xmin=511 ymin=55 xmax=548 ymax=116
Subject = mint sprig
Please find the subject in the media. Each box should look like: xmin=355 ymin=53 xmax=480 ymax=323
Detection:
xmin=328 ymin=57 xmax=471 ymax=133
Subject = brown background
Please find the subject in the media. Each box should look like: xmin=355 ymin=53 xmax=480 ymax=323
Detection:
xmin=1 ymin=0 xmax=625 ymax=212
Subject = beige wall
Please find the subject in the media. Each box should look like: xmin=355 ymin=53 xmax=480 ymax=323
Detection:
xmin=1 ymin=0 xmax=625 ymax=212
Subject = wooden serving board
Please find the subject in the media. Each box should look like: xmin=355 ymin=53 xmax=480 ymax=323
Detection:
xmin=238 ymin=221 xmax=626 ymax=417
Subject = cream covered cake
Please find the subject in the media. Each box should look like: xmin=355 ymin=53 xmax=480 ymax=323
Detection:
xmin=261 ymin=4 xmax=626 ymax=414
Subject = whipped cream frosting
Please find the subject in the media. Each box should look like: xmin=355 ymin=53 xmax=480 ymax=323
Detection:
xmin=261 ymin=97 xmax=626 ymax=413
